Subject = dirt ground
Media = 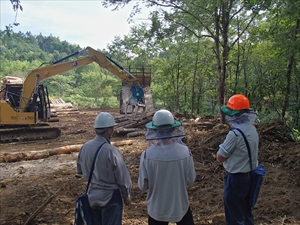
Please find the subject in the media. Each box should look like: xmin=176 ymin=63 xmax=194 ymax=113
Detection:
xmin=0 ymin=108 xmax=299 ymax=225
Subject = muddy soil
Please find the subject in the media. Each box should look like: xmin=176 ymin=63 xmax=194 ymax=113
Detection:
xmin=0 ymin=108 xmax=299 ymax=225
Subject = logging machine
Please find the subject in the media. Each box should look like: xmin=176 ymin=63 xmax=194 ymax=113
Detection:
xmin=0 ymin=47 xmax=151 ymax=142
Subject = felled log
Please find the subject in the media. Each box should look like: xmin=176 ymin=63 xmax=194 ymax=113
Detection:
xmin=116 ymin=127 xmax=143 ymax=134
xmin=48 ymin=144 xmax=83 ymax=156
xmin=112 ymin=140 xmax=134 ymax=146
xmin=115 ymin=119 xmax=137 ymax=128
xmin=50 ymin=113 xmax=58 ymax=117
xmin=0 ymin=140 xmax=134 ymax=163
xmin=47 ymin=117 xmax=59 ymax=122
xmin=127 ymin=130 xmax=146 ymax=138
xmin=115 ymin=117 xmax=130 ymax=123
xmin=56 ymin=111 xmax=80 ymax=115
xmin=0 ymin=145 xmax=82 ymax=163
xmin=52 ymin=106 xmax=76 ymax=111
xmin=123 ymin=117 xmax=151 ymax=128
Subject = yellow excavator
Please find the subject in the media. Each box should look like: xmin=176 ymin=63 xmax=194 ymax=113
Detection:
xmin=0 ymin=47 xmax=151 ymax=142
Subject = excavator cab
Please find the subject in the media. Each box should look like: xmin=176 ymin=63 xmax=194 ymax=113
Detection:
xmin=0 ymin=83 xmax=22 ymax=109
xmin=1 ymin=82 xmax=50 ymax=121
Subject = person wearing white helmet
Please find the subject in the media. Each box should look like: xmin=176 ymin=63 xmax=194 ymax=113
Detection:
xmin=138 ymin=109 xmax=196 ymax=225
xmin=76 ymin=112 xmax=132 ymax=225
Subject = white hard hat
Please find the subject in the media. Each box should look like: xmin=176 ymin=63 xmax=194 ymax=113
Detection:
xmin=146 ymin=109 xmax=181 ymax=130
xmin=94 ymin=112 xmax=117 ymax=128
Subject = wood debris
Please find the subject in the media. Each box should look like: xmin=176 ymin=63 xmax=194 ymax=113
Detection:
xmin=114 ymin=110 xmax=155 ymax=137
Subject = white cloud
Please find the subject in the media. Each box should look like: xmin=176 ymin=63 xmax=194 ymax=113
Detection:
xmin=1 ymin=0 xmax=151 ymax=50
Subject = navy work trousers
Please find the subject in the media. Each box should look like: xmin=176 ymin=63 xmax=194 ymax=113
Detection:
xmin=148 ymin=206 xmax=194 ymax=225
xmin=224 ymin=172 xmax=254 ymax=225
xmin=90 ymin=189 xmax=123 ymax=225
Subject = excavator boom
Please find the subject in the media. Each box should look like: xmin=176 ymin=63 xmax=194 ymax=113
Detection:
xmin=20 ymin=47 xmax=139 ymax=110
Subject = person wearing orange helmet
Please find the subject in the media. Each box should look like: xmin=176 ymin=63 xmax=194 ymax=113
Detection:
xmin=217 ymin=94 xmax=259 ymax=225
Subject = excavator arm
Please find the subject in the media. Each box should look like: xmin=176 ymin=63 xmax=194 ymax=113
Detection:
xmin=20 ymin=46 xmax=138 ymax=110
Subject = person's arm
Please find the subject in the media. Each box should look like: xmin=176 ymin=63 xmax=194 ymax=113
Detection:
xmin=76 ymin=147 xmax=83 ymax=174
xmin=110 ymin=148 xmax=132 ymax=201
xmin=217 ymin=153 xmax=226 ymax=163
xmin=138 ymin=151 xmax=149 ymax=191
xmin=217 ymin=131 xmax=237 ymax=162
xmin=186 ymin=155 xmax=196 ymax=186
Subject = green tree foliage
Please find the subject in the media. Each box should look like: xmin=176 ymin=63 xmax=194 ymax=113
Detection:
xmin=2 ymin=0 xmax=300 ymax=129
xmin=101 ymin=0 xmax=267 ymax=122
xmin=0 ymin=31 xmax=124 ymax=109
xmin=102 ymin=0 xmax=299 ymax=129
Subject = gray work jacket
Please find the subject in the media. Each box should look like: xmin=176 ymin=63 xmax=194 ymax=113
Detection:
xmin=77 ymin=135 xmax=132 ymax=207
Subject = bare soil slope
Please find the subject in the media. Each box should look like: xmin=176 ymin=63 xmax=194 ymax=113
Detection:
xmin=0 ymin=109 xmax=299 ymax=225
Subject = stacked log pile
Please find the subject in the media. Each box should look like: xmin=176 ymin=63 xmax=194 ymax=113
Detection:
xmin=1 ymin=76 xmax=23 ymax=87
xmin=0 ymin=76 xmax=23 ymax=99
xmin=49 ymin=98 xmax=80 ymax=122
xmin=50 ymin=98 xmax=79 ymax=115
xmin=114 ymin=110 xmax=155 ymax=138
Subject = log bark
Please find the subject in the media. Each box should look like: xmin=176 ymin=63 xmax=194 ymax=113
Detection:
xmin=50 ymin=113 xmax=58 ymax=117
xmin=54 ymin=108 xmax=78 ymax=112
xmin=0 ymin=141 xmax=134 ymax=163
xmin=56 ymin=111 xmax=80 ymax=115
xmin=123 ymin=118 xmax=151 ymax=128
xmin=112 ymin=140 xmax=134 ymax=146
xmin=116 ymin=128 xmax=143 ymax=134
xmin=127 ymin=130 xmax=146 ymax=138
xmin=47 ymin=117 xmax=59 ymax=122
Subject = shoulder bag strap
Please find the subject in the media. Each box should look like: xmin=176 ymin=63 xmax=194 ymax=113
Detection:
xmin=233 ymin=128 xmax=253 ymax=172
xmin=85 ymin=142 xmax=106 ymax=193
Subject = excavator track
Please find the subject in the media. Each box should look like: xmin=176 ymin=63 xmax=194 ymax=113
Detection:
xmin=0 ymin=125 xmax=61 ymax=143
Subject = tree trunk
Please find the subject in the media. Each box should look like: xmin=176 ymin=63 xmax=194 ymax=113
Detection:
xmin=281 ymin=18 xmax=299 ymax=119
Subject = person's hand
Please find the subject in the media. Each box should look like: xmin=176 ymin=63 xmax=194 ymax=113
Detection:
xmin=217 ymin=153 xmax=226 ymax=163
xmin=124 ymin=198 xmax=131 ymax=206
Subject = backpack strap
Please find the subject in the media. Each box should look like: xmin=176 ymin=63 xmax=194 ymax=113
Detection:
xmin=233 ymin=128 xmax=253 ymax=172
xmin=85 ymin=142 xmax=106 ymax=193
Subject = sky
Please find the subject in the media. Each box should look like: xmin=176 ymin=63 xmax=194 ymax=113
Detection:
xmin=0 ymin=0 xmax=151 ymax=50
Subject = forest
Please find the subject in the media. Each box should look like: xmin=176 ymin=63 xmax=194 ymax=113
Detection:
xmin=1 ymin=1 xmax=300 ymax=224
xmin=1 ymin=0 xmax=299 ymax=133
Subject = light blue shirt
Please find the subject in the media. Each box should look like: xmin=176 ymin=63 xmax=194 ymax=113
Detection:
xmin=138 ymin=142 xmax=196 ymax=222
xmin=217 ymin=125 xmax=259 ymax=173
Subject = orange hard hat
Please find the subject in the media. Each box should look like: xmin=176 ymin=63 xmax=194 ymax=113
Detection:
xmin=221 ymin=94 xmax=252 ymax=116
xmin=227 ymin=94 xmax=250 ymax=110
